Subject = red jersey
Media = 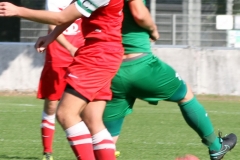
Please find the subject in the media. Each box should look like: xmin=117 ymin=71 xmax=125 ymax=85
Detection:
xmin=45 ymin=18 xmax=84 ymax=67
xmin=45 ymin=0 xmax=85 ymax=67
xmin=75 ymin=0 xmax=123 ymax=44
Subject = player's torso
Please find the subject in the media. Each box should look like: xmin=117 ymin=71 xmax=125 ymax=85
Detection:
xmin=122 ymin=0 xmax=151 ymax=54
xmin=81 ymin=0 xmax=124 ymax=44
xmin=45 ymin=0 xmax=84 ymax=67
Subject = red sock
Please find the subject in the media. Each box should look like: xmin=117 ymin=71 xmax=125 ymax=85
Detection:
xmin=66 ymin=121 xmax=95 ymax=160
xmin=41 ymin=112 xmax=55 ymax=153
xmin=93 ymin=129 xmax=116 ymax=160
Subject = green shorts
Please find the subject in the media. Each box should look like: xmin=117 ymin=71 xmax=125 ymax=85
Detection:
xmin=103 ymin=54 xmax=187 ymax=122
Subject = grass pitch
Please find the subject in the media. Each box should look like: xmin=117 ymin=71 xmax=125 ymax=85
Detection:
xmin=0 ymin=95 xmax=239 ymax=160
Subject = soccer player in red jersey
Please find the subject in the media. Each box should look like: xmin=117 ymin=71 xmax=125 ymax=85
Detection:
xmin=0 ymin=1 xmax=124 ymax=160
xmin=39 ymin=0 xmax=84 ymax=160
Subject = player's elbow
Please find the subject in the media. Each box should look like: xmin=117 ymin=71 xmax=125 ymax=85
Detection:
xmin=133 ymin=14 xmax=146 ymax=23
xmin=54 ymin=18 xmax=67 ymax=25
xmin=54 ymin=20 xmax=65 ymax=25
xmin=53 ymin=14 xmax=70 ymax=25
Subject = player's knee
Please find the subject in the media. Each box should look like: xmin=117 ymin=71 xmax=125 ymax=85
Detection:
xmin=55 ymin=109 xmax=65 ymax=124
xmin=178 ymin=83 xmax=194 ymax=103
xmin=55 ymin=107 xmax=72 ymax=125
xmin=84 ymin=117 xmax=104 ymax=134
xmin=44 ymin=99 xmax=58 ymax=114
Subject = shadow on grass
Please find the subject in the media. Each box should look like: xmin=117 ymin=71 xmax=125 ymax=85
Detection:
xmin=0 ymin=155 xmax=39 ymax=159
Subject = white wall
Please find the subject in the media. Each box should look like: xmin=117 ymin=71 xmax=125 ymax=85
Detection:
xmin=0 ymin=43 xmax=44 ymax=92
xmin=0 ymin=43 xmax=240 ymax=95
xmin=152 ymin=47 xmax=240 ymax=95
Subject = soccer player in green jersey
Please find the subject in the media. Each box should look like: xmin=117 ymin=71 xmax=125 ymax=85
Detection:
xmin=100 ymin=0 xmax=237 ymax=159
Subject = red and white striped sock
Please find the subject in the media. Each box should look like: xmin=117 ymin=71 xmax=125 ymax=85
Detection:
xmin=66 ymin=121 xmax=95 ymax=160
xmin=92 ymin=129 xmax=116 ymax=160
xmin=41 ymin=112 xmax=55 ymax=153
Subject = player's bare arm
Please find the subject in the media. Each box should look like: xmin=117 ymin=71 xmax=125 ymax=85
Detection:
xmin=49 ymin=25 xmax=78 ymax=56
xmin=128 ymin=0 xmax=160 ymax=41
xmin=32 ymin=0 xmax=109 ymax=53
xmin=44 ymin=0 xmax=79 ymax=56
xmin=0 ymin=2 xmax=82 ymax=25
xmin=35 ymin=22 xmax=74 ymax=53
xmin=0 ymin=0 xmax=111 ymax=24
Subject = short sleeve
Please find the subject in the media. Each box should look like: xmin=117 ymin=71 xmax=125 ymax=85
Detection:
xmin=74 ymin=0 xmax=110 ymax=17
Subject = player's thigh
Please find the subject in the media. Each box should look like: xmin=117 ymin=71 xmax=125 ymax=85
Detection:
xmin=103 ymin=97 xmax=135 ymax=136
xmin=130 ymin=55 xmax=183 ymax=101
xmin=57 ymin=91 xmax=88 ymax=128
xmin=82 ymin=100 xmax=107 ymax=134
xmin=103 ymin=96 xmax=135 ymax=123
xmin=174 ymin=82 xmax=194 ymax=103
xmin=166 ymin=80 xmax=188 ymax=102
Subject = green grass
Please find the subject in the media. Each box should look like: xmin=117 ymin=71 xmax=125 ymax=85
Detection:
xmin=0 ymin=95 xmax=239 ymax=160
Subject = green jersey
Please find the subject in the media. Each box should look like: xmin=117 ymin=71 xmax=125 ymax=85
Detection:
xmin=122 ymin=0 xmax=152 ymax=54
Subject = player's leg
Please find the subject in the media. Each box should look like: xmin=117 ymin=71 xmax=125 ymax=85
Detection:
xmin=102 ymin=58 xmax=138 ymax=157
xmin=141 ymin=56 xmax=237 ymax=159
xmin=104 ymin=117 xmax=125 ymax=158
xmin=169 ymin=81 xmax=222 ymax=149
xmin=172 ymin=82 xmax=237 ymax=160
xmin=82 ymin=100 xmax=118 ymax=160
xmin=128 ymin=54 xmax=236 ymax=159
xmin=58 ymin=44 xmax=123 ymax=160
xmin=81 ymin=53 xmax=133 ymax=159
xmin=37 ymin=66 xmax=68 ymax=160
xmin=82 ymin=78 xmax=128 ymax=160
xmin=112 ymin=135 xmax=120 ymax=144
xmin=56 ymin=85 xmax=95 ymax=160
xmin=104 ymin=117 xmax=125 ymax=143
xmin=103 ymin=97 xmax=135 ymax=141
xmin=41 ymin=99 xmax=57 ymax=160
xmin=103 ymin=97 xmax=135 ymax=158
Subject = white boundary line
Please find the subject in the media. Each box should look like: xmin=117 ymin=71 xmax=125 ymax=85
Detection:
xmin=0 ymin=103 xmax=38 ymax=106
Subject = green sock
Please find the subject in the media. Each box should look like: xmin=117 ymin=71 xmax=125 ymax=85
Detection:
xmin=178 ymin=97 xmax=221 ymax=151
xmin=208 ymin=136 xmax=222 ymax=151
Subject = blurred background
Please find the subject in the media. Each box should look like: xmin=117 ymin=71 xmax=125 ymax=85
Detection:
xmin=1 ymin=0 xmax=240 ymax=47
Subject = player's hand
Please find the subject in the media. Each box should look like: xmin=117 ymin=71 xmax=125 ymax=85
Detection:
xmin=150 ymin=29 xmax=160 ymax=42
xmin=149 ymin=25 xmax=160 ymax=42
xmin=0 ymin=2 xmax=19 ymax=17
xmin=69 ymin=46 xmax=78 ymax=57
xmin=34 ymin=35 xmax=55 ymax=53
